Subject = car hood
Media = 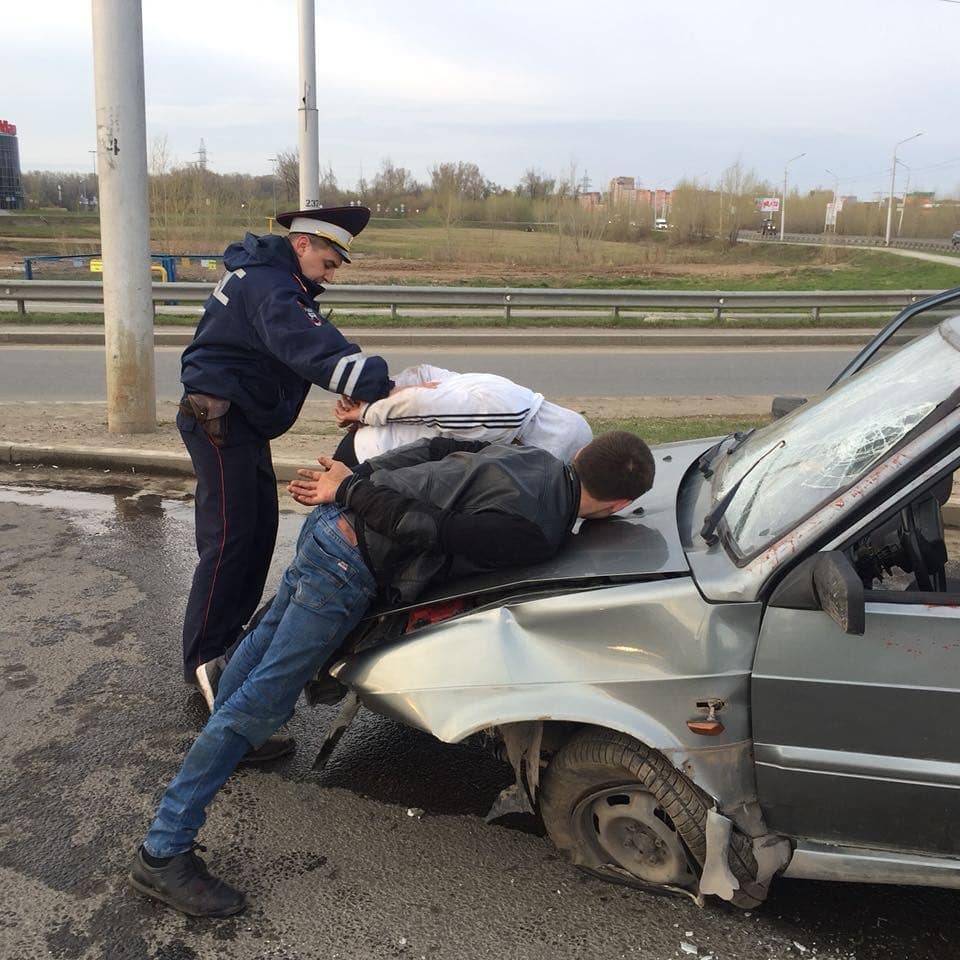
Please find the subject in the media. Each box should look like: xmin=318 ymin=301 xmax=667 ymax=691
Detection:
xmin=380 ymin=437 xmax=713 ymax=614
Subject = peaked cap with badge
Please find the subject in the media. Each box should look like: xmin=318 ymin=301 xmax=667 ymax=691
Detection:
xmin=277 ymin=205 xmax=371 ymax=263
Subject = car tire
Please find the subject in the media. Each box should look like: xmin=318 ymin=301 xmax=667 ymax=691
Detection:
xmin=540 ymin=727 xmax=764 ymax=908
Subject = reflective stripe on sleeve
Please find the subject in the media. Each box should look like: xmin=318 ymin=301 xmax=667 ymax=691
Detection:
xmin=328 ymin=353 xmax=369 ymax=396
xmin=342 ymin=355 xmax=367 ymax=396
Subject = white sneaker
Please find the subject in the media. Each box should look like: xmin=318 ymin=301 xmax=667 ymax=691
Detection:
xmin=194 ymin=657 xmax=225 ymax=712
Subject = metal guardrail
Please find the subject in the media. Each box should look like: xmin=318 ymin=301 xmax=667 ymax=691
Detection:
xmin=0 ymin=279 xmax=942 ymax=322
xmin=741 ymin=230 xmax=960 ymax=254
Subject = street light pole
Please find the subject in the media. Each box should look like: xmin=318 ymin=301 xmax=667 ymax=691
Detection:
xmin=897 ymin=161 xmax=911 ymax=237
xmin=825 ymin=168 xmax=840 ymax=233
xmin=780 ymin=152 xmax=805 ymax=241
xmin=885 ymin=132 xmax=922 ymax=246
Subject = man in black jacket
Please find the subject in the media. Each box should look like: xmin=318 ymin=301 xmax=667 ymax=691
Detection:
xmin=179 ymin=206 xmax=393 ymax=713
xmin=129 ymin=431 xmax=655 ymax=918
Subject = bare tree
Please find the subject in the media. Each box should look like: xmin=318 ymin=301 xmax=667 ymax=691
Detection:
xmin=517 ymin=168 xmax=555 ymax=201
xmin=274 ymin=149 xmax=299 ymax=205
xmin=669 ymin=177 xmax=712 ymax=242
xmin=429 ymin=161 xmax=490 ymax=228
xmin=319 ymin=162 xmax=340 ymax=202
xmin=717 ymin=158 xmax=764 ymax=243
xmin=554 ymin=161 xmax=607 ymax=254
xmin=371 ymin=158 xmax=422 ymax=210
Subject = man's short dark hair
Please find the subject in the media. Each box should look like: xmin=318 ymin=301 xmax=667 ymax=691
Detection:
xmin=575 ymin=430 xmax=655 ymax=501
xmin=288 ymin=232 xmax=334 ymax=253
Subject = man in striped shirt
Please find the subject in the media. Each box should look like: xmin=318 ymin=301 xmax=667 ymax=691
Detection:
xmin=333 ymin=363 xmax=593 ymax=466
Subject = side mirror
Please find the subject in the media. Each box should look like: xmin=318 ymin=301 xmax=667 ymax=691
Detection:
xmin=811 ymin=552 xmax=865 ymax=636
xmin=769 ymin=551 xmax=865 ymax=635
xmin=770 ymin=395 xmax=808 ymax=420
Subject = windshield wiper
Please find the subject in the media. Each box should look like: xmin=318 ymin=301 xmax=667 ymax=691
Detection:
xmin=697 ymin=429 xmax=756 ymax=478
xmin=700 ymin=440 xmax=785 ymax=546
xmin=727 ymin=428 xmax=756 ymax=455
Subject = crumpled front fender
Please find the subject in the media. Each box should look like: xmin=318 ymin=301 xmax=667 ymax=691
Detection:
xmin=331 ymin=578 xmax=762 ymax=807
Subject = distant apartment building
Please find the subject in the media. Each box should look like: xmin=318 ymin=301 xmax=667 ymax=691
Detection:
xmin=0 ymin=119 xmax=24 ymax=210
xmin=608 ymin=177 xmax=672 ymax=217
xmin=608 ymin=176 xmax=640 ymax=206
xmin=578 ymin=191 xmax=602 ymax=208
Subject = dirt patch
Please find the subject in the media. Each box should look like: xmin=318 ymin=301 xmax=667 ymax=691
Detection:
xmin=342 ymin=257 xmax=793 ymax=286
xmin=0 ymin=246 xmax=806 ymax=286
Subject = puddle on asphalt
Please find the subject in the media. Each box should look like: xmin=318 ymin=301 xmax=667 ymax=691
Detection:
xmin=0 ymin=482 xmax=305 ymax=541
xmin=0 ymin=484 xmax=190 ymax=535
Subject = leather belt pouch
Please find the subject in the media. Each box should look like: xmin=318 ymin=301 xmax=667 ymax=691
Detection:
xmin=181 ymin=393 xmax=231 ymax=447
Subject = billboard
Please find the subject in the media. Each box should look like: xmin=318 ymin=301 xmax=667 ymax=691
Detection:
xmin=759 ymin=197 xmax=781 ymax=213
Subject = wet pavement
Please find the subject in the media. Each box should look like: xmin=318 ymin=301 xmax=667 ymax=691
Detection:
xmin=0 ymin=473 xmax=957 ymax=960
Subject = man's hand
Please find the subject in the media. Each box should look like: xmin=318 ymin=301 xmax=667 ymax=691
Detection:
xmin=288 ymin=457 xmax=354 ymax=506
xmin=334 ymin=396 xmax=364 ymax=426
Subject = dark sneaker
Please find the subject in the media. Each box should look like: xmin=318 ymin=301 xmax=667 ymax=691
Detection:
xmin=129 ymin=844 xmax=245 ymax=918
xmin=239 ymin=735 xmax=296 ymax=765
xmin=195 ymin=657 xmax=225 ymax=712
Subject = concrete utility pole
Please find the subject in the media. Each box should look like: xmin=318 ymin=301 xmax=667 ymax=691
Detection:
xmin=91 ymin=0 xmax=156 ymax=433
xmin=780 ymin=152 xmax=805 ymax=242
xmin=885 ymin=133 xmax=921 ymax=246
xmin=298 ymin=0 xmax=320 ymax=209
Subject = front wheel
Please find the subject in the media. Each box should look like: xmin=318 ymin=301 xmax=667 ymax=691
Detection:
xmin=540 ymin=727 xmax=764 ymax=907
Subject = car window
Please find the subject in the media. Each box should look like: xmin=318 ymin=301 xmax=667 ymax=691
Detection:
xmin=831 ymin=288 xmax=960 ymax=386
xmin=846 ymin=471 xmax=957 ymax=597
xmin=714 ymin=318 xmax=960 ymax=559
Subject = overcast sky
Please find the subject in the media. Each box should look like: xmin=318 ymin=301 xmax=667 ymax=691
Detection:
xmin=5 ymin=0 xmax=959 ymax=200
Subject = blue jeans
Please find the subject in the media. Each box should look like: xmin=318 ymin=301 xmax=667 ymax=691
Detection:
xmin=144 ymin=504 xmax=376 ymax=858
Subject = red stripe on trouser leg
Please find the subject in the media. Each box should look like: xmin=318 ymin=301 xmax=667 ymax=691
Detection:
xmin=196 ymin=432 xmax=228 ymax=651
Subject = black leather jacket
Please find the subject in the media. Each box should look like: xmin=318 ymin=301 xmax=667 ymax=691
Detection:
xmin=335 ymin=438 xmax=581 ymax=603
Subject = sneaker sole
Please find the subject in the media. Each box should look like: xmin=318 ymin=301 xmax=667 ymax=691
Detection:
xmin=128 ymin=873 xmax=246 ymax=918
xmin=194 ymin=667 xmax=217 ymax=713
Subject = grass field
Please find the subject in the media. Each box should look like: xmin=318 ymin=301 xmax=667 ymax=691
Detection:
xmin=2 ymin=214 xmax=959 ymax=292
xmin=588 ymin=414 xmax=769 ymax=444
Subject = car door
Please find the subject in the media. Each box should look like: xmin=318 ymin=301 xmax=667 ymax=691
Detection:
xmin=750 ymin=464 xmax=960 ymax=857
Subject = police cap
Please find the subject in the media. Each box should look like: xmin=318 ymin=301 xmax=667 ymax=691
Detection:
xmin=276 ymin=205 xmax=371 ymax=262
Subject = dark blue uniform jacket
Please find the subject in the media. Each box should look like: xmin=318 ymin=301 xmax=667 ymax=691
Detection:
xmin=181 ymin=233 xmax=392 ymax=440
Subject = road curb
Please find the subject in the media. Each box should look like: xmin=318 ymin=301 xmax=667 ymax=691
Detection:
xmin=2 ymin=442 xmax=318 ymax=483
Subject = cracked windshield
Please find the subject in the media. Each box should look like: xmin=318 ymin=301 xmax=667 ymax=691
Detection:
xmin=715 ymin=319 xmax=960 ymax=557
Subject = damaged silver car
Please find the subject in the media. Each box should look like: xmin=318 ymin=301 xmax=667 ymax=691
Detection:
xmin=311 ymin=314 xmax=960 ymax=908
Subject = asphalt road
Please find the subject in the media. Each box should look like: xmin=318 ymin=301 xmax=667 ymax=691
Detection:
xmin=0 ymin=344 xmax=857 ymax=401
xmin=1 ymin=477 xmax=956 ymax=960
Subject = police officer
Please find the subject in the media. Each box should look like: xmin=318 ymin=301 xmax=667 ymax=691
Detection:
xmin=178 ymin=206 xmax=392 ymax=715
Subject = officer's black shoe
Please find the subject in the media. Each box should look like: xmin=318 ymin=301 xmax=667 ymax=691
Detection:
xmin=129 ymin=844 xmax=246 ymax=918
xmin=195 ymin=657 xmax=226 ymax=712
xmin=239 ymin=735 xmax=296 ymax=765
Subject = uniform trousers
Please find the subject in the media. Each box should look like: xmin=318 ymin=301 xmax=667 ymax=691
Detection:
xmin=178 ymin=411 xmax=279 ymax=680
